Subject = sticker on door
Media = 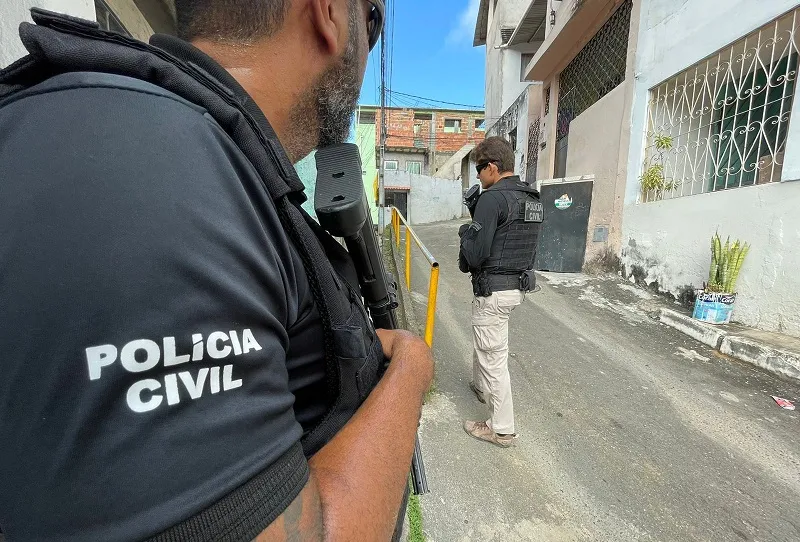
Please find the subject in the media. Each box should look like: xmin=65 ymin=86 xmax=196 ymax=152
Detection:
xmin=554 ymin=194 xmax=573 ymax=210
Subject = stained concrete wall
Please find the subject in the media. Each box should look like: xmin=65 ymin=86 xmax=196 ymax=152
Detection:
xmin=383 ymin=171 xmax=462 ymax=225
xmin=1 ymin=0 xmax=95 ymax=68
xmin=622 ymin=0 xmax=800 ymax=336
xmin=622 ymin=182 xmax=800 ymax=337
xmin=565 ymin=84 xmax=625 ymax=263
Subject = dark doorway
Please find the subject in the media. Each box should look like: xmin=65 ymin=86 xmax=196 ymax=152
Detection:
xmin=386 ymin=190 xmax=408 ymax=220
xmin=535 ymin=180 xmax=593 ymax=273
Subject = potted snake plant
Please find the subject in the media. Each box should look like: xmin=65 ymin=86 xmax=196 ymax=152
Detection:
xmin=693 ymin=232 xmax=750 ymax=324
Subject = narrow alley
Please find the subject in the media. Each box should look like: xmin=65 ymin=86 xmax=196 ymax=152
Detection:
xmin=401 ymin=219 xmax=800 ymax=542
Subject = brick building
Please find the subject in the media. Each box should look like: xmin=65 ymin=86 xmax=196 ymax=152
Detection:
xmin=356 ymin=105 xmax=486 ymax=178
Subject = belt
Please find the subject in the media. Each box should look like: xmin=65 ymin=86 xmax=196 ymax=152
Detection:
xmin=486 ymin=273 xmax=522 ymax=292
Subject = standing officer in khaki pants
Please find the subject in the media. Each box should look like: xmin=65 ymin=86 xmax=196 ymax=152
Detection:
xmin=458 ymin=137 xmax=543 ymax=447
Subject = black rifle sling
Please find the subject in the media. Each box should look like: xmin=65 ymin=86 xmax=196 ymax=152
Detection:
xmin=0 ymin=9 xmax=372 ymax=454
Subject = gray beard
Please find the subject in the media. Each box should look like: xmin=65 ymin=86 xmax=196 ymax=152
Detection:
xmin=287 ymin=4 xmax=361 ymax=160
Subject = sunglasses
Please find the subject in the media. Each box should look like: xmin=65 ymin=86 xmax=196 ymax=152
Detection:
xmin=367 ymin=0 xmax=385 ymax=51
xmin=476 ymin=161 xmax=494 ymax=174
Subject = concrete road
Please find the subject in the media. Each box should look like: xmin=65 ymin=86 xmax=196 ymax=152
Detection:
xmin=399 ymin=219 xmax=800 ymax=542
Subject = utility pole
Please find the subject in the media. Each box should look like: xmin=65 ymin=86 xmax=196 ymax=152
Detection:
xmin=378 ymin=0 xmax=387 ymax=241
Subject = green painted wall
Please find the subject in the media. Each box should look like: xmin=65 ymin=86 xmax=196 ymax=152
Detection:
xmin=356 ymin=122 xmax=379 ymax=223
xmin=294 ymin=125 xmax=378 ymax=223
xmin=294 ymin=151 xmax=317 ymax=218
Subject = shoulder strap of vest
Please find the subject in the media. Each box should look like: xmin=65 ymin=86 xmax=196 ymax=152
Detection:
xmin=0 ymin=9 xmax=352 ymax=402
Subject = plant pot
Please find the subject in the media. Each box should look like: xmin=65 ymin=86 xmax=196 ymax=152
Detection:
xmin=692 ymin=291 xmax=737 ymax=324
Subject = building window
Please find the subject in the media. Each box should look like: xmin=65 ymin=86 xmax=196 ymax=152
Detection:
xmin=413 ymin=123 xmax=422 ymax=136
xmin=407 ymin=161 xmax=423 ymax=174
xmin=556 ymin=0 xmax=632 ymax=140
xmin=95 ymin=0 xmax=130 ymax=35
xmin=358 ymin=111 xmax=377 ymax=124
xmin=444 ymin=119 xmax=461 ymax=133
xmin=508 ymin=128 xmax=518 ymax=151
xmin=384 ymin=160 xmax=399 ymax=171
xmin=644 ymin=8 xmax=799 ymax=201
xmin=474 ymin=119 xmax=486 ymax=130
xmin=544 ymin=86 xmax=551 ymax=115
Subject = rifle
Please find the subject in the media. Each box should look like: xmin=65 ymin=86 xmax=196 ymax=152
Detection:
xmin=463 ymin=183 xmax=481 ymax=218
xmin=314 ymin=143 xmax=429 ymax=498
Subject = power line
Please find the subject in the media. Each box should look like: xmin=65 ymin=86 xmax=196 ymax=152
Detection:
xmin=387 ymin=89 xmax=485 ymax=110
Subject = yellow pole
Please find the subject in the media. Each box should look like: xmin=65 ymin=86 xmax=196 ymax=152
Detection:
xmin=395 ymin=211 xmax=400 ymax=247
xmin=424 ymin=264 xmax=440 ymax=347
xmin=405 ymin=226 xmax=411 ymax=290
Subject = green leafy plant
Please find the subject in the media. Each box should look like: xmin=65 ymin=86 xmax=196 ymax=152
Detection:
xmin=706 ymin=232 xmax=750 ymax=293
xmin=640 ymin=134 xmax=677 ymax=200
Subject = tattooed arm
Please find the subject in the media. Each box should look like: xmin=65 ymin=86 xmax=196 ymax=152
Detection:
xmin=253 ymin=329 xmax=434 ymax=541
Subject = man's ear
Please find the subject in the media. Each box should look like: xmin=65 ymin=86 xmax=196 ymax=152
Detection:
xmin=309 ymin=0 xmax=349 ymax=56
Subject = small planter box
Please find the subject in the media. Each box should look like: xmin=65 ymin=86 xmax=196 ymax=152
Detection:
xmin=692 ymin=291 xmax=737 ymax=324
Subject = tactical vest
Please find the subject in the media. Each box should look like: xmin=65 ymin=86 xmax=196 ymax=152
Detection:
xmin=481 ymin=176 xmax=543 ymax=276
xmin=0 ymin=9 xmax=384 ymax=459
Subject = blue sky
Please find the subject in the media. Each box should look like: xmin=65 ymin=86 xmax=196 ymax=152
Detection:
xmin=358 ymin=0 xmax=486 ymax=109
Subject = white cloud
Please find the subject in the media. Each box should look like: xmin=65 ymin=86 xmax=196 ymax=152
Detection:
xmin=446 ymin=0 xmax=481 ymax=46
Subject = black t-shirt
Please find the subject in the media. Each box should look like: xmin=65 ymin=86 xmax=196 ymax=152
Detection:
xmin=0 ymin=38 xmax=330 ymax=541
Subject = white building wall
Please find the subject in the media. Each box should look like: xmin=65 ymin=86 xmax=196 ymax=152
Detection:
xmin=484 ymin=0 xmax=533 ymax=124
xmin=621 ymin=0 xmax=800 ymax=337
xmin=384 ymin=171 xmax=462 ymax=225
xmin=1 ymin=0 xmax=95 ymax=68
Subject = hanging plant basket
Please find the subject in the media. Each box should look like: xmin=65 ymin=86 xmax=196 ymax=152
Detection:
xmin=693 ymin=291 xmax=737 ymax=324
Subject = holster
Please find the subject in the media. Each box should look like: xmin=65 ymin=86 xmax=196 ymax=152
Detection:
xmin=472 ymin=272 xmax=492 ymax=297
xmin=519 ymin=270 xmax=536 ymax=292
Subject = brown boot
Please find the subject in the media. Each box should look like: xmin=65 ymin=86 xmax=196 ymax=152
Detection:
xmin=463 ymin=420 xmax=517 ymax=448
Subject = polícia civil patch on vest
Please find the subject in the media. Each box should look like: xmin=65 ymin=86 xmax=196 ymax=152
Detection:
xmin=85 ymin=330 xmax=262 ymax=413
xmin=524 ymin=200 xmax=544 ymax=223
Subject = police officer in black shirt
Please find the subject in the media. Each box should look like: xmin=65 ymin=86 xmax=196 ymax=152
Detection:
xmin=0 ymin=1 xmax=433 ymax=540
xmin=459 ymin=137 xmax=542 ymax=448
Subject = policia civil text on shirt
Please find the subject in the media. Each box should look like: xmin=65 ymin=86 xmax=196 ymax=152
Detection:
xmin=458 ymin=137 xmax=543 ymax=448
xmin=0 ymin=1 xmax=434 ymax=541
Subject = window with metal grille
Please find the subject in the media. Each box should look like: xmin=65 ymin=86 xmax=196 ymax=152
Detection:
xmin=444 ymin=119 xmax=462 ymax=133
xmin=407 ymin=161 xmax=423 ymax=174
xmin=527 ymin=118 xmax=541 ymax=183
xmin=644 ymin=8 xmax=799 ymax=201
xmin=95 ymin=0 xmax=130 ymax=35
xmin=556 ymin=0 xmax=632 ymax=140
xmin=544 ymin=86 xmax=551 ymax=115
xmin=501 ymin=27 xmax=515 ymax=45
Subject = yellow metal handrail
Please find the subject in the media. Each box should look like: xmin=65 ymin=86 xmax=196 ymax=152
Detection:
xmin=390 ymin=207 xmax=440 ymax=347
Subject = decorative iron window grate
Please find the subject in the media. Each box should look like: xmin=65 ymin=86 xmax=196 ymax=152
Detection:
xmin=526 ymin=117 xmax=541 ymax=183
xmin=644 ymin=8 xmax=799 ymax=201
xmin=556 ymin=0 xmax=632 ymax=140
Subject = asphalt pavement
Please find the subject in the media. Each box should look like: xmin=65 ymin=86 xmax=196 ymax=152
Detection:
xmin=399 ymin=219 xmax=800 ymax=542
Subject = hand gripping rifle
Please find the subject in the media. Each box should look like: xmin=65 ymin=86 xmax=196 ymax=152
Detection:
xmin=314 ymin=143 xmax=429 ymax=499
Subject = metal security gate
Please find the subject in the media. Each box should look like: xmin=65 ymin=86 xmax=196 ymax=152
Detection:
xmin=535 ymin=180 xmax=593 ymax=273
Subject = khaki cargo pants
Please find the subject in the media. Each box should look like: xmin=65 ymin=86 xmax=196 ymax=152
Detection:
xmin=471 ymin=289 xmax=525 ymax=435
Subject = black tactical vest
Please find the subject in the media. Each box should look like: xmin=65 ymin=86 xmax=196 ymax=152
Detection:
xmin=0 ymin=8 xmax=384 ymax=461
xmin=481 ymin=176 xmax=543 ymax=275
